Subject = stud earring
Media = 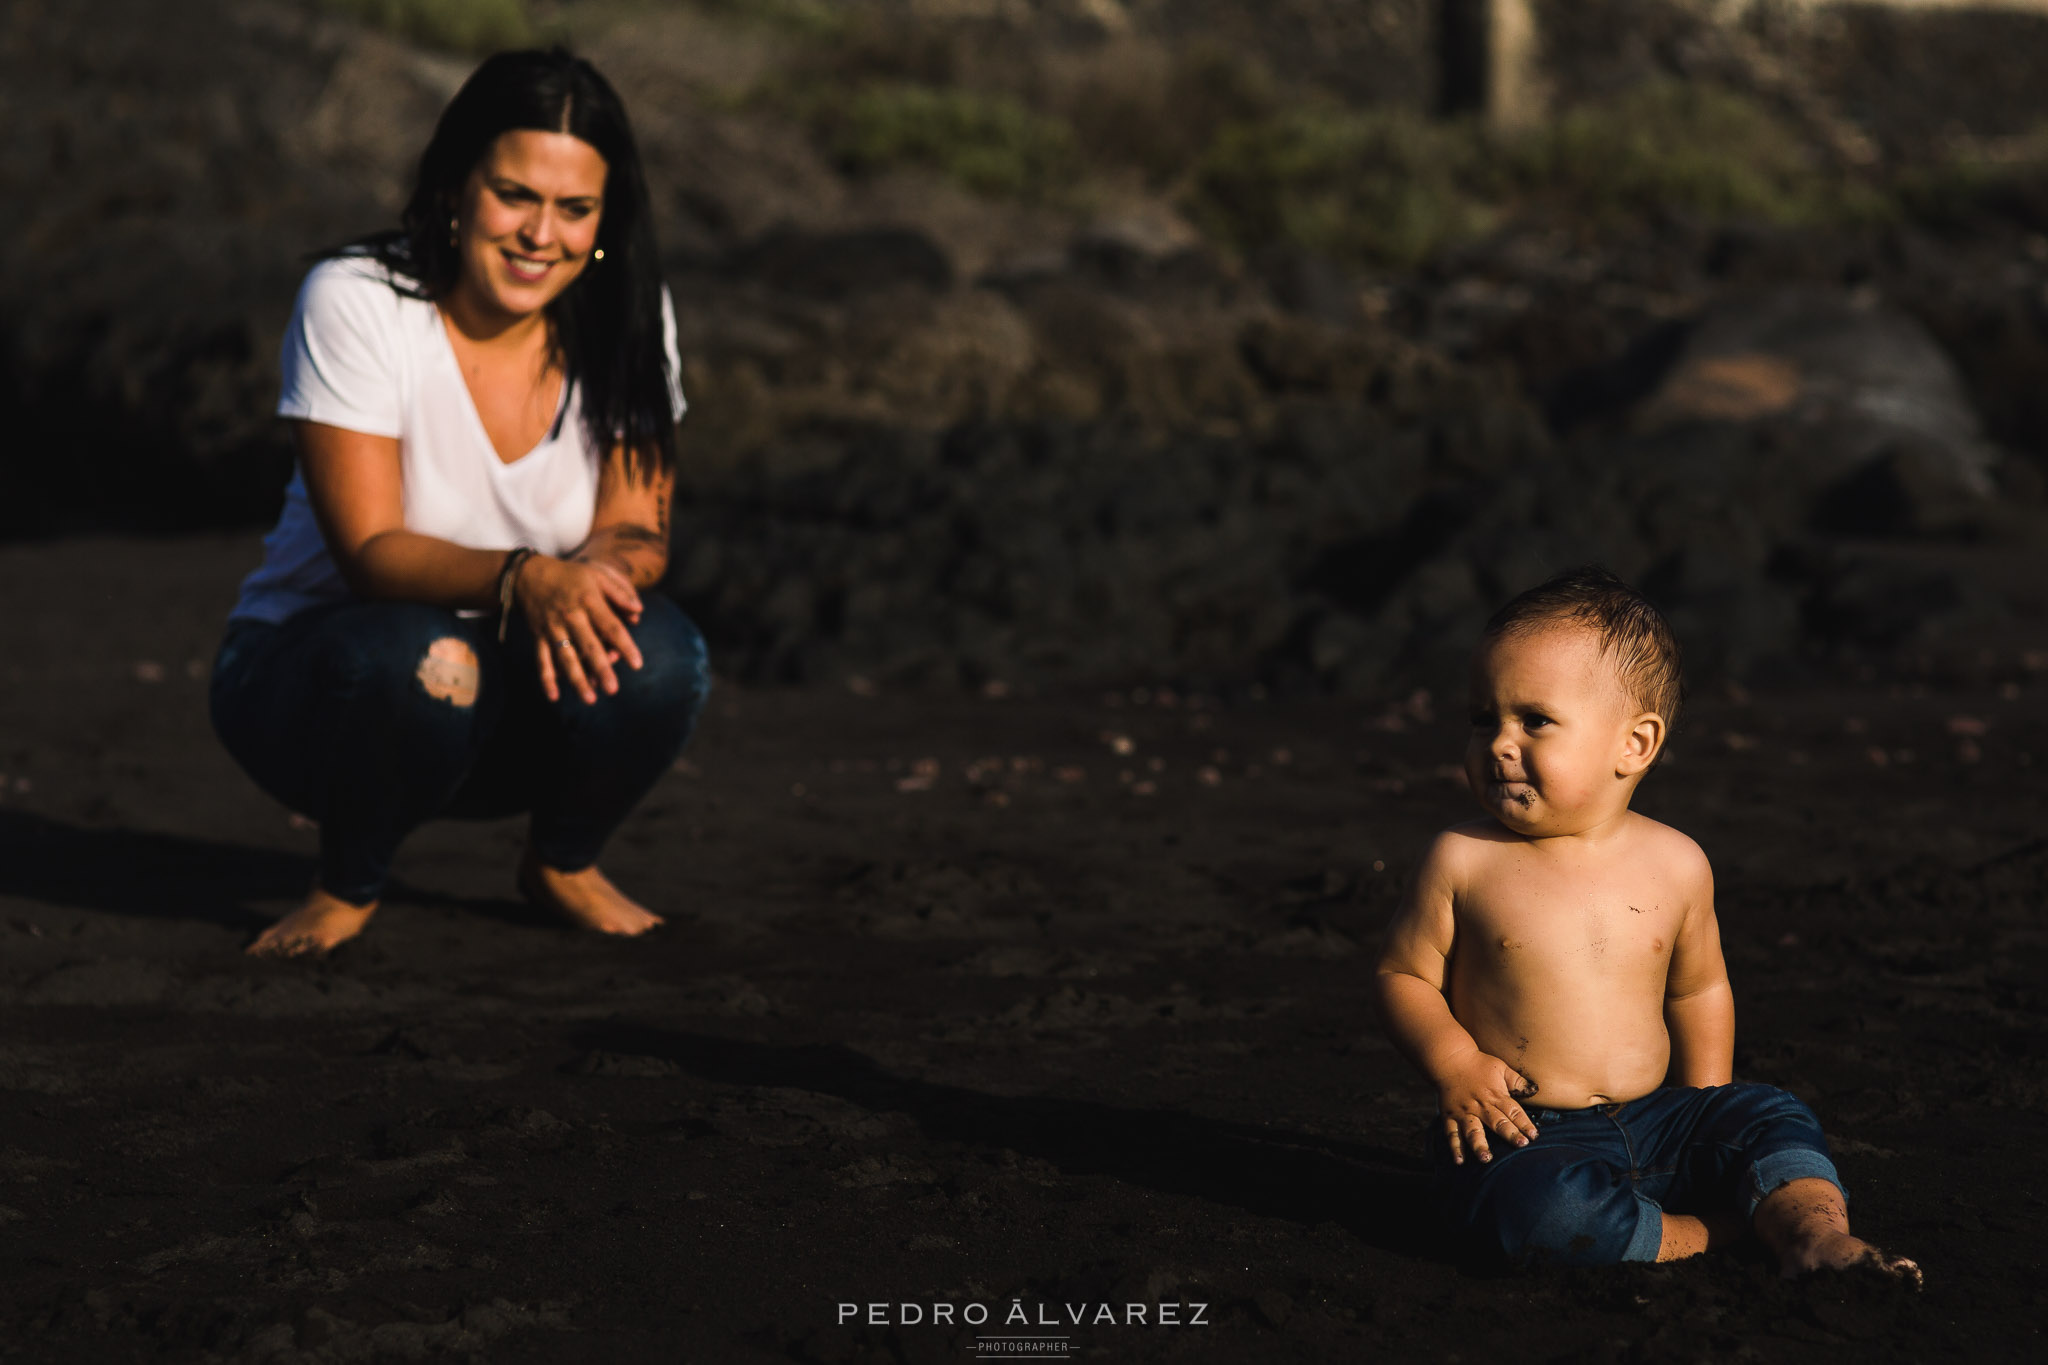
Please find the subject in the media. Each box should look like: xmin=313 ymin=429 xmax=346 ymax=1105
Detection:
xmin=593 ymin=248 xmax=605 ymax=261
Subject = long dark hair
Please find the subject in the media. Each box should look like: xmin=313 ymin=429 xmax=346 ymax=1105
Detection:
xmin=331 ymin=48 xmax=675 ymax=480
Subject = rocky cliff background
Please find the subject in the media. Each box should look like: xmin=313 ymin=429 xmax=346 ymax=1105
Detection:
xmin=9 ymin=0 xmax=2048 ymax=697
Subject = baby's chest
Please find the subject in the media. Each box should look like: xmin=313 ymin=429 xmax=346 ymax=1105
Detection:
xmin=1458 ymin=884 xmax=1680 ymax=974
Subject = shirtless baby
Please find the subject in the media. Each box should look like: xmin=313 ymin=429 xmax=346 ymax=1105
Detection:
xmin=1374 ymin=566 xmax=1919 ymax=1279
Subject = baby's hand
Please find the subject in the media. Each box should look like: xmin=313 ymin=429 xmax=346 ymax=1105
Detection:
xmin=1437 ymin=1053 xmax=1540 ymax=1165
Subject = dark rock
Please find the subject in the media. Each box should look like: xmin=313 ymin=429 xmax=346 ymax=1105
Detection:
xmin=1542 ymin=317 xmax=1689 ymax=433
xmin=1810 ymin=439 xmax=1997 ymax=539
xmin=1237 ymin=316 xmax=1414 ymax=398
xmin=1254 ymin=245 xmax=1363 ymax=327
xmin=1800 ymin=552 xmax=1985 ymax=653
xmin=10 ymin=0 xmax=2041 ymax=699
xmin=730 ymin=226 xmax=954 ymax=301
xmin=1633 ymin=287 xmax=2000 ymax=509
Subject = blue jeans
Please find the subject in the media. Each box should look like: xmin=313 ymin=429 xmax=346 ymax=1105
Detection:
xmin=1431 ymin=1083 xmax=1844 ymax=1266
xmin=210 ymin=595 xmax=710 ymax=905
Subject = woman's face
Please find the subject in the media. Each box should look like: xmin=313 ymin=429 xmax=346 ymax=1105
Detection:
xmin=452 ymin=129 xmax=608 ymax=323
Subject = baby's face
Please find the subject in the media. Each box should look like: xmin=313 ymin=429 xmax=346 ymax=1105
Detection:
xmin=1465 ymin=625 xmax=1653 ymax=837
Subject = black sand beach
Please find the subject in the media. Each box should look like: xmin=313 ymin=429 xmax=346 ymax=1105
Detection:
xmin=11 ymin=0 xmax=2048 ymax=1358
xmin=1 ymin=534 xmax=2042 ymax=1362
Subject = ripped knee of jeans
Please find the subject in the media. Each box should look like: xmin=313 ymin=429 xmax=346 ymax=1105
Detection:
xmin=415 ymin=637 xmax=479 ymax=707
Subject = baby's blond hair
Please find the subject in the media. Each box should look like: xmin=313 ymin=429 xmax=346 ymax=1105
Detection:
xmin=1484 ymin=566 xmax=1685 ymax=743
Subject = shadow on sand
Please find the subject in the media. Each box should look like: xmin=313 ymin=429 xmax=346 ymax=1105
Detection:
xmin=575 ymin=1021 xmax=1442 ymax=1260
xmin=0 ymin=809 xmax=538 ymax=931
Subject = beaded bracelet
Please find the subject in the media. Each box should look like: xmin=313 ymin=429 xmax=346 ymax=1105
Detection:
xmin=496 ymin=546 xmax=537 ymax=642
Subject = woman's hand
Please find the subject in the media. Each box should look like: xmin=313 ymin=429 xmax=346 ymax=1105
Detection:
xmin=514 ymin=555 xmax=646 ymax=703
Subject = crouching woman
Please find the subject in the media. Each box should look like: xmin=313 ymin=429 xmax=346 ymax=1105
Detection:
xmin=212 ymin=48 xmax=708 ymax=955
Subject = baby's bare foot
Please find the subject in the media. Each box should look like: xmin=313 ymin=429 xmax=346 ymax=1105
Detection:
xmin=518 ymin=852 xmax=664 ymax=936
xmin=1755 ymin=1176 xmax=1920 ymax=1289
xmin=1784 ymin=1229 xmax=1923 ymax=1288
xmin=247 ymin=889 xmax=377 ymax=957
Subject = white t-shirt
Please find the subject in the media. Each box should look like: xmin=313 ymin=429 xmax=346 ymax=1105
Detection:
xmin=229 ymin=255 xmax=685 ymax=623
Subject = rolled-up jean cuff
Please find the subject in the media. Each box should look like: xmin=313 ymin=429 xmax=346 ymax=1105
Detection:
xmin=1621 ymin=1194 xmax=1666 ymax=1262
xmin=316 ymin=878 xmax=382 ymax=909
xmin=1743 ymin=1149 xmax=1844 ymax=1220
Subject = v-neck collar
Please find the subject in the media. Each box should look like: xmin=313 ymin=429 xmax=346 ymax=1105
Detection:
xmin=434 ymin=307 xmax=570 ymax=469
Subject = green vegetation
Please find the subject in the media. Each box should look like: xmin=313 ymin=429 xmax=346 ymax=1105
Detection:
xmin=328 ymin=0 xmax=536 ymax=53
xmin=325 ymin=0 xmax=844 ymax=62
xmin=690 ymin=0 xmax=846 ymax=40
xmin=1063 ymin=41 xmax=1282 ymax=186
xmin=801 ymin=82 xmax=1079 ymax=201
xmin=329 ymin=0 xmax=1952 ymax=269
xmin=1894 ymin=129 xmax=2048 ymax=230
xmin=1185 ymin=81 xmax=1893 ymax=269
xmin=1187 ymin=105 xmax=1498 ymax=268
xmin=1517 ymin=82 xmax=1882 ymax=228
xmin=769 ymin=63 xmax=1884 ymax=266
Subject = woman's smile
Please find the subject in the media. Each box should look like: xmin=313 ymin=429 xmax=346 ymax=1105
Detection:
xmin=501 ymin=251 xmax=558 ymax=284
xmin=447 ymin=129 xmax=608 ymax=329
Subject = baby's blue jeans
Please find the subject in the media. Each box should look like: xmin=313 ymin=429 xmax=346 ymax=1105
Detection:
xmin=1431 ymin=1082 xmax=1843 ymax=1265
xmin=210 ymin=595 xmax=710 ymax=906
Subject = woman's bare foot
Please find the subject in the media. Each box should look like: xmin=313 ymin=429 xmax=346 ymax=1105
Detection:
xmin=517 ymin=851 xmax=664 ymax=936
xmin=1755 ymin=1177 xmax=1922 ymax=1288
xmin=247 ymin=888 xmax=377 ymax=957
